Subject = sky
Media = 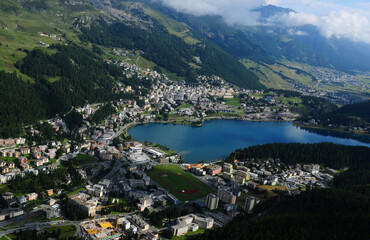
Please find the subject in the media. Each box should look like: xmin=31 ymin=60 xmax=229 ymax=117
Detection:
xmin=156 ymin=0 xmax=370 ymax=44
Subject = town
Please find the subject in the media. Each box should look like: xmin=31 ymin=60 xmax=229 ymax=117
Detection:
xmin=0 ymin=64 xmax=340 ymax=239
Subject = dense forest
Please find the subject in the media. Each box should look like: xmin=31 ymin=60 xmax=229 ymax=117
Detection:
xmin=0 ymin=44 xmax=143 ymax=138
xmin=90 ymin=104 xmax=116 ymax=124
xmin=228 ymin=143 xmax=370 ymax=169
xmin=79 ymin=18 xmax=264 ymax=89
xmin=0 ymin=71 xmax=45 ymax=137
xmin=301 ymin=100 xmax=370 ymax=128
xmin=7 ymin=162 xmax=84 ymax=194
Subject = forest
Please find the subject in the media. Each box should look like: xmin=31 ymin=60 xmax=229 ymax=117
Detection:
xmin=302 ymin=100 xmax=370 ymax=128
xmin=90 ymin=104 xmax=117 ymax=124
xmin=79 ymin=18 xmax=264 ymax=89
xmin=228 ymin=142 xmax=370 ymax=169
xmin=7 ymin=162 xmax=84 ymax=194
xmin=0 ymin=43 xmax=145 ymax=138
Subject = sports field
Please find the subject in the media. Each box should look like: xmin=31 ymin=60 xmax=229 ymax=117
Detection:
xmin=147 ymin=165 xmax=215 ymax=201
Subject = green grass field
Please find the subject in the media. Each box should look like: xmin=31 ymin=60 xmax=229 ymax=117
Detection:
xmin=224 ymin=98 xmax=240 ymax=107
xmin=147 ymin=165 xmax=215 ymax=201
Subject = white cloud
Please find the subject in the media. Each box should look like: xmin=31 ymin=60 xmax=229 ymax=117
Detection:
xmin=156 ymin=0 xmax=370 ymax=44
xmin=157 ymin=0 xmax=263 ymax=25
xmin=287 ymin=28 xmax=308 ymax=36
xmin=275 ymin=10 xmax=370 ymax=43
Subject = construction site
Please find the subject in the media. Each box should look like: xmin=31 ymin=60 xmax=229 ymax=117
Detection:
xmin=81 ymin=217 xmax=122 ymax=240
xmin=80 ymin=205 xmax=122 ymax=240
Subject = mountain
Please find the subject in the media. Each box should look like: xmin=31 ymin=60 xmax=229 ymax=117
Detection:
xmin=253 ymin=4 xmax=296 ymax=20
xmin=135 ymin=0 xmax=370 ymax=73
xmin=0 ymin=0 xmax=369 ymax=137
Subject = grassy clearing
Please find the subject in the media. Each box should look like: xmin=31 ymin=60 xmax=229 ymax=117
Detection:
xmin=144 ymin=7 xmax=200 ymax=45
xmin=176 ymin=103 xmax=193 ymax=110
xmin=0 ymin=156 xmax=17 ymax=162
xmin=147 ymin=165 xmax=215 ymax=201
xmin=45 ymin=225 xmax=76 ymax=239
xmin=66 ymin=187 xmax=84 ymax=197
xmin=223 ymin=98 xmax=240 ymax=107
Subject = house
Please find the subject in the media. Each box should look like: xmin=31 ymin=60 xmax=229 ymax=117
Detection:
xmin=47 ymin=198 xmax=56 ymax=206
xmin=42 ymin=157 xmax=49 ymax=164
xmin=46 ymin=189 xmax=53 ymax=196
xmin=26 ymin=192 xmax=38 ymax=201
xmin=1 ymin=167 xmax=9 ymax=174
xmin=0 ymin=161 xmax=6 ymax=167
xmin=18 ymin=156 xmax=28 ymax=164
xmin=35 ymin=159 xmax=43 ymax=167
xmin=7 ymin=162 xmax=15 ymax=169
xmin=17 ymin=196 xmax=27 ymax=204
xmin=20 ymin=163 xmax=30 ymax=170
xmin=19 ymin=147 xmax=31 ymax=155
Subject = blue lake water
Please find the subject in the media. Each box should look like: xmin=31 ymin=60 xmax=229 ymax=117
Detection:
xmin=128 ymin=120 xmax=370 ymax=163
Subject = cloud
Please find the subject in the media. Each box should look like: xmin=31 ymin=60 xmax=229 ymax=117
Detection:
xmin=156 ymin=0 xmax=263 ymax=25
xmin=155 ymin=0 xmax=370 ymax=44
xmin=275 ymin=10 xmax=370 ymax=43
xmin=287 ymin=28 xmax=308 ymax=36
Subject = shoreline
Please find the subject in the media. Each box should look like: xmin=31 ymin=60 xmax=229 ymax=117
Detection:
xmin=122 ymin=116 xmax=370 ymax=139
xmin=293 ymin=123 xmax=370 ymax=137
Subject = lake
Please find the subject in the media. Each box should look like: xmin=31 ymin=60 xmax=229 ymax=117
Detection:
xmin=128 ymin=120 xmax=370 ymax=163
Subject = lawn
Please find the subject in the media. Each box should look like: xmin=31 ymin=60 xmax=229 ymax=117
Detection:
xmin=66 ymin=187 xmax=84 ymax=197
xmin=45 ymin=225 xmax=76 ymax=239
xmin=224 ymin=98 xmax=240 ymax=107
xmin=147 ymin=165 xmax=215 ymax=201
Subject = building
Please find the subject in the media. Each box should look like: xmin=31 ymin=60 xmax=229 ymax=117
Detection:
xmin=131 ymin=214 xmax=149 ymax=231
xmin=218 ymin=189 xmax=236 ymax=204
xmin=193 ymin=216 xmax=213 ymax=229
xmin=17 ymin=196 xmax=27 ymax=204
xmin=244 ymin=196 xmax=256 ymax=214
xmin=205 ymin=193 xmax=219 ymax=210
xmin=26 ymin=192 xmax=38 ymax=201
xmin=43 ymin=206 xmax=59 ymax=219
xmin=222 ymin=172 xmax=234 ymax=181
xmin=172 ymin=214 xmax=214 ymax=236
xmin=208 ymin=166 xmax=222 ymax=176
xmin=46 ymin=189 xmax=53 ymax=196
xmin=167 ymin=194 xmax=179 ymax=205
xmin=68 ymin=193 xmax=98 ymax=217
xmin=223 ymin=163 xmax=233 ymax=174
xmin=171 ymin=223 xmax=189 ymax=236
xmin=1 ymin=192 xmax=13 ymax=200
xmin=119 ymin=218 xmax=131 ymax=230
